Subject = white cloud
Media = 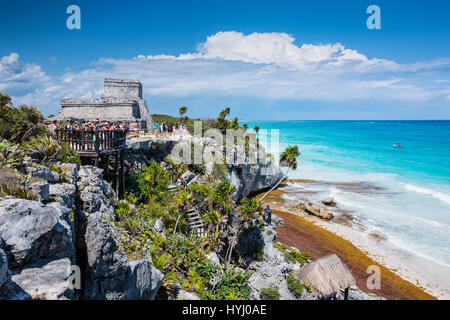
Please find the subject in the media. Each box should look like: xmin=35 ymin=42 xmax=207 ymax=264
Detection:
xmin=1 ymin=32 xmax=449 ymax=116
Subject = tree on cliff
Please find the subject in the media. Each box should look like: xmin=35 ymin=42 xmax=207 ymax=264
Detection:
xmin=215 ymin=107 xmax=231 ymax=133
xmin=179 ymin=106 xmax=188 ymax=122
xmin=253 ymin=126 xmax=260 ymax=134
xmin=279 ymin=145 xmax=300 ymax=170
xmin=260 ymin=145 xmax=300 ymax=201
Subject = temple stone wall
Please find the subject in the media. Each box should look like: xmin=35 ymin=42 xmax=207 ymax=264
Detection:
xmin=60 ymin=105 xmax=138 ymax=120
xmin=104 ymin=78 xmax=142 ymax=99
xmin=57 ymin=78 xmax=153 ymax=130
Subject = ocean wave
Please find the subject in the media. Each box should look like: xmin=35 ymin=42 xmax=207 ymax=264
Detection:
xmin=404 ymin=184 xmax=450 ymax=205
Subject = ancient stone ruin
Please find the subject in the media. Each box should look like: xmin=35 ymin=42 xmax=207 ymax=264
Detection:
xmin=57 ymin=78 xmax=153 ymax=129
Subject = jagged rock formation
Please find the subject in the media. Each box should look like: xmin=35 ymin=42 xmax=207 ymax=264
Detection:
xmin=232 ymin=217 xmax=315 ymax=300
xmin=128 ymin=136 xmax=283 ymax=201
xmin=304 ymin=201 xmax=334 ymax=220
xmin=334 ymin=285 xmax=385 ymax=300
xmin=0 ymin=164 xmax=162 ymax=300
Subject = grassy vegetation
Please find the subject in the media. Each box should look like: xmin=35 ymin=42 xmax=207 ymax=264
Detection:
xmin=113 ymin=158 xmax=263 ymax=299
xmin=273 ymin=242 xmax=310 ymax=266
xmin=286 ymin=274 xmax=305 ymax=298
xmin=0 ymin=92 xmax=80 ymax=172
xmin=260 ymin=287 xmax=280 ymax=300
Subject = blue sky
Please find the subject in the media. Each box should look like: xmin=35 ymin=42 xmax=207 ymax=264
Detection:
xmin=1 ymin=0 xmax=449 ymax=119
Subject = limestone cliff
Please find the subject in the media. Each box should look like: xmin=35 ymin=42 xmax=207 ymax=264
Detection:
xmin=0 ymin=164 xmax=162 ymax=300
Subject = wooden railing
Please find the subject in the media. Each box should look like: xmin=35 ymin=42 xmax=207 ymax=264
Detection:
xmin=55 ymin=129 xmax=127 ymax=152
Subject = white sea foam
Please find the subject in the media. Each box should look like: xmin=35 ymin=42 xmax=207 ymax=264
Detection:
xmin=404 ymin=183 xmax=450 ymax=205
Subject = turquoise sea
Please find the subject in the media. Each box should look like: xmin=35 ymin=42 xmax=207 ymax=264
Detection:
xmin=246 ymin=120 xmax=450 ymax=271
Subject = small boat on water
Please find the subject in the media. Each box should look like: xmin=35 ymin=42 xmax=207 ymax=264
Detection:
xmin=393 ymin=143 xmax=403 ymax=149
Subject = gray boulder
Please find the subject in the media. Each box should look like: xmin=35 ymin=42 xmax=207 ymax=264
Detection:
xmin=3 ymin=258 xmax=74 ymax=300
xmin=49 ymin=183 xmax=76 ymax=209
xmin=56 ymin=163 xmax=78 ymax=184
xmin=0 ymin=249 xmax=7 ymax=287
xmin=271 ymin=214 xmax=284 ymax=227
xmin=304 ymin=201 xmax=334 ymax=220
xmin=335 ymin=285 xmax=385 ymax=300
xmin=27 ymin=181 xmax=50 ymax=202
xmin=127 ymin=258 xmax=164 ymax=300
xmin=246 ymin=225 xmax=311 ymax=300
xmin=28 ymin=165 xmax=60 ymax=183
xmin=83 ymin=211 xmax=163 ymax=300
xmin=176 ymin=289 xmax=201 ymax=300
xmin=0 ymin=199 xmax=74 ymax=269
xmin=322 ymin=197 xmax=337 ymax=207
xmin=77 ymin=166 xmax=115 ymax=217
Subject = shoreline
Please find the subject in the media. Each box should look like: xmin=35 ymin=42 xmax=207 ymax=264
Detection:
xmin=256 ymin=187 xmax=438 ymax=300
xmin=272 ymin=208 xmax=436 ymax=300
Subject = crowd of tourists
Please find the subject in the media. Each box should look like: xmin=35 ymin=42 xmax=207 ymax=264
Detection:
xmin=153 ymin=122 xmax=189 ymax=136
xmin=47 ymin=119 xmax=190 ymax=138
xmin=48 ymin=119 xmax=131 ymax=135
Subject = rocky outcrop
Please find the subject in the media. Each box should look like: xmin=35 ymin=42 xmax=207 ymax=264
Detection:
xmin=76 ymin=166 xmax=163 ymax=300
xmin=128 ymin=136 xmax=283 ymax=201
xmin=304 ymin=201 xmax=334 ymax=220
xmin=295 ymin=254 xmax=355 ymax=298
xmin=0 ymin=199 xmax=75 ymax=269
xmin=27 ymin=181 xmax=50 ymax=202
xmin=334 ymin=285 xmax=385 ymax=300
xmin=0 ymin=249 xmax=8 ymax=288
xmin=27 ymin=165 xmax=60 ymax=183
xmin=0 ymin=198 xmax=76 ymax=300
xmin=82 ymin=210 xmax=162 ymax=300
xmin=322 ymin=197 xmax=337 ymax=207
xmin=242 ymin=220 xmax=314 ymax=300
xmin=0 ymin=163 xmax=163 ymax=300
xmin=5 ymin=258 xmax=75 ymax=300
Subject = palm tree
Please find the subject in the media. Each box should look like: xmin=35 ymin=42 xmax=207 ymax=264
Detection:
xmin=179 ymin=106 xmax=188 ymax=122
xmin=243 ymin=124 xmax=248 ymax=131
xmin=229 ymin=117 xmax=239 ymax=130
xmin=253 ymin=126 xmax=260 ymax=134
xmin=260 ymin=145 xmax=300 ymax=201
xmin=219 ymin=107 xmax=230 ymax=119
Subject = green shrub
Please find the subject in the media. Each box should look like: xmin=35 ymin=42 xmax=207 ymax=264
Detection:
xmin=304 ymin=281 xmax=312 ymax=293
xmin=287 ymin=274 xmax=305 ymax=298
xmin=57 ymin=142 xmax=81 ymax=165
xmin=0 ymin=140 xmax=32 ymax=169
xmin=137 ymin=160 xmax=170 ymax=203
xmin=0 ymin=95 xmax=48 ymax=143
xmin=273 ymin=242 xmax=310 ymax=266
xmin=201 ymin=268 xmax=251 ymax=300
xmin=22 ymin=136 xmax=60 ymax=163
xmin=0 ymin=168 xmax=37 ymax=200
xmin=260 ymin=287 xmax=280 ymax=300
xmin=212 ymin=162 xmax=228 ymax=180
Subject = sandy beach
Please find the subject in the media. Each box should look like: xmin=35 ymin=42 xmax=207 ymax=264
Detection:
xmin=256 ymin=184 xmax=440 ymax=300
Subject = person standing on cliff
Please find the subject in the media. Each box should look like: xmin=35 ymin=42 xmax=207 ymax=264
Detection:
xmin=264 ymin=205 xmax=272 ymax=224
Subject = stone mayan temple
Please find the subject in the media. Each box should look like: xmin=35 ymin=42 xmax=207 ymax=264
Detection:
xmin=57 ymin=78 xmax=153 ymax=129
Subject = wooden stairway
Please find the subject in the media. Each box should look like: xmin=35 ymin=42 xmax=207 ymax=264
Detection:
xmin=186 ymin=208 xmax=206 ymax=237
xmin=168 ymin=184 xmax=178 ymax=193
